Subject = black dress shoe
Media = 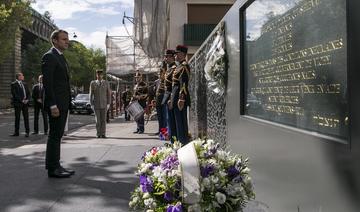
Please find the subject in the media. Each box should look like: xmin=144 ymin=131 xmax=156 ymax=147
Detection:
xmin=97 ymin=135 xmax=101 ymax=138
xmin=10 ymin=133 xmax=19 ymax=136
xmin=101 ymin=135 xmax=107 ymax=139
xmin=138 ymin=131 xmax=144 ymax=134
xmin=31 ymin=132 xmax=38 ymax=135
xmin=133 ymin=130 xmax=139 ymax=134
xmin=48 ymin=168 xmax=71 ymax=178
xmin=25 ymin=133 xmax=29 ymax=137
xmin=60 ymin=166 xmax=75 ymax=175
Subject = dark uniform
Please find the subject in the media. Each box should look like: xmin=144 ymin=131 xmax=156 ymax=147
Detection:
xmin=133 ymin=77 xmax=148 ymax=133
xmin=162 ymin=59 xmax=177 ymax=142
xmin=121 ymin=88 xmax=132 ymax=121
xmin=172 ymin=45 xmax=190 ymax=144
xmin=155 ymin=64 xmax=167 ymax=134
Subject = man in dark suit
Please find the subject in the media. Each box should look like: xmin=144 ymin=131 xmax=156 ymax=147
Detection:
xmin=32 ymin=74 xmax=48 ymax=135
xmin=10 ymin=72 xmax=30 ymax=137
xmin=42 ymin=29 xmax=74 ymax=178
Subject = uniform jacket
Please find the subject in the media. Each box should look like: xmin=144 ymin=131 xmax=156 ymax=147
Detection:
xmin=89 ymin=79 xmax=111 ymax=109
xmin=171 ymin=60 xmax=191 ymax=106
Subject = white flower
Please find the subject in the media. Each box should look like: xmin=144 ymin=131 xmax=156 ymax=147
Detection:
xmin=241 ymin=167 xmax=251 ymax=174
xmin=210 ymin=175 xmax=219 ymax=184
xmin=188 ymin=204 xmax=201 ymax=212
xmin=153 ymin=166 xmax=165 ymax=182
xmin=139 ymin=163 xmax=153 ymax=173
xmin=215 ymin=192 xmax=226 ymax=204
xmin=144 ymin=198 xmax=154 ymax=206
xmin=202 ymin=177 xmax=211 ymax=189
xmin=143 ymin=192 xmax=150 ymax=199
xmin=132 ymin=196 xmax=139 ymax=203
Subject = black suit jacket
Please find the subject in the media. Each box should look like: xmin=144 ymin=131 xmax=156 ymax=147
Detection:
xmin=11 ymin=81 xmax=30 ymax=107
xmin=41 ymin=48 xmax=71 ymax=112
xmin=32 ymin=83 xmax=44 ymax=104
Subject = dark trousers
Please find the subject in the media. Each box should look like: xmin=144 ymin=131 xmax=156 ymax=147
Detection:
xmin=34 ymin=102 xmax=48 ymax=133
xmin=14 ymin=104 xmax=29 ymax=134
xmin=167 ymin=106 xmax=177 ymax=143
xmin=136 ymin=114 xmax=145 ymax=132
xmin=46 ymin=110 xmax=68 ymax=171
xmin=136 ymin=100 xmax=146 ymax=132
xmin=156 ymin=104 xmax=167 ymax=132
xmin=124 ymin=102 xmax=130 ymax=121
xmin=174 ymin=104 xmax=189 ymax=145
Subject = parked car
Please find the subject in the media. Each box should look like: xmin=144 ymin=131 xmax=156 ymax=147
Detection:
xmin=70 ymin=93 xmax=93 ymax=115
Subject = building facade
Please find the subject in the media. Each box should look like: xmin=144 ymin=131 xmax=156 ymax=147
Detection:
xmin=168 ymin=0 xmax=235 ymax=58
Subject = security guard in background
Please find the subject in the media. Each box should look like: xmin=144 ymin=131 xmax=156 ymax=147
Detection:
xmin=132 ymin=70 xmax=148 ymax=134
xmin=162 ymin=49 xmax=177 ymax=142
xmin=172 ymin=45 xmax=190 ymax=144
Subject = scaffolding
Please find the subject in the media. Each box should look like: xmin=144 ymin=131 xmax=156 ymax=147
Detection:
xmin=105 ymin=0 xmax=169 ymax=77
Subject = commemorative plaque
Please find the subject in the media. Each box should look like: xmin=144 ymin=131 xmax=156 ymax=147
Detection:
xmin=243 ymin=0 xmax=348 ymax=140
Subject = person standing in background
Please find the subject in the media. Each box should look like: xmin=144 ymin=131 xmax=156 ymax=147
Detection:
xmin=172 ymin=45 xmax=191 ymax=145
xmin=162 ymin=49 xmax=177 ymax=142
xmin=89 ymin=70 xmax=111 ymax=138
xmin=42 ymin=29 xmax=74 ymax=178
xmin=121 ymin=86 xmax=132 ymax=121
xmin=32 ymin=74 xmax=48 ymax=135
xmin=131 ymin=71 xmax=148 ymax=134
xmin=10 ymin=72 xmax=30 ymax=137
xmin=154 ymin=62 xmax=167 ymax=135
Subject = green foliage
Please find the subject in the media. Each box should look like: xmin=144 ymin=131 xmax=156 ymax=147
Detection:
xmin=65 ymin=41 xmax=106 ymax=91
xmin=22 ymin=39 xmax=106 ymax=90
xmin=0 ymin=0 xmax=32 ymax=63
xmin=22 ymin=38 xmax=51 ymax=82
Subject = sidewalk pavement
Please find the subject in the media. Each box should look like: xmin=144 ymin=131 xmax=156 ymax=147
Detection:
xmin=0 ymin=117 xmax=164 ymax=212
xmin=0 ymin=116 xmax=265 ymax=212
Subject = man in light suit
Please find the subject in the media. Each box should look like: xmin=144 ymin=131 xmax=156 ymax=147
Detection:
xmin=90 ymin=70 xmax=111 ymax=138
xmin=10 ymin=72 xmax=30 ymax=137
xmin=42 ymin=29 xmax=74 ymax=178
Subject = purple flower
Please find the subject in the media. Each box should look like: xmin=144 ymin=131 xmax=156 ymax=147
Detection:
xmin=164 ymin=191 xmax=173 ymax=202
xmin=227 ymin=166 xmax=240 ymax=179
xmin=161 ymin=154 xmax=179 ymax=170
xmin=200 ymin=164 xmax=215 ymax=178
xmin=167 ymin=203 xmax=182 ymax=212
xmin=139 ymin=175 xmax=153 ymax=192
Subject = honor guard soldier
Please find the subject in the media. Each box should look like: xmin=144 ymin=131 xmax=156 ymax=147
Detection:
xmin=154 ymin=61 xmax=167 ymax=135
xmin=121 ymin=86 xmax=132 ymax=121
xmin=132 ymin=70 xmax=148 ymax=134
xmin=162 ymin=49 xmax=177 ymax=142
xmin=173 ymin=45 xmax=190 ymax=144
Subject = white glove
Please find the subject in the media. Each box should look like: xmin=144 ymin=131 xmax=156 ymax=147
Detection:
xmin=107 ymin=104 xmax=110 ymax=110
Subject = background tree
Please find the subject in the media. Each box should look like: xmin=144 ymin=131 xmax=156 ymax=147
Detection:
xmin=22 ymin=39 xmax=106 ymax=92
xmin=0 ymin=0 xmax=32 ymax=63
xmin=65 ymin=41 xmax=106 ymax=92
xmin=22 ymin=39 xmax=51 ymax=84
